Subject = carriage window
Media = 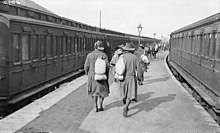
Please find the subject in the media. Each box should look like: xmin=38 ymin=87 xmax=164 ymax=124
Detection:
xmin=53 ymin=36 xmax=57 ymax=56
xmin=40 ymin=35 xmax=46 ymax=58
xmin=63 ymin=37 xmax=66 ymax=54
xmin=191 ymin=36 xmax=196 ymax=53
xmin=81 ymin=37 xmax=84 ymax=52
xmin=216 ymin=33 xmax=220 ymax=59
xmin=209 ymin=32 xmax=217 ymax=57
xmin=22 ymin=34 xmax=30 ymax=61
xmin=199 ymin=35 xmax=203 ymax=55
xmin=179 ymin=37 xmax=183 ymax=50
xmin=32 ymin=35 xmax=38 ymax=59
xmin=13 ymin=34 xmax=20 ymax=63
xmin=46 ymin=36 xmax=52 ymax=57
xmin=85 ymin=38 xmax=88 ymax=51
xmin=182 ymin=37 xmax=185 ymax=51
xmin=90 ymin=38 xmax=93 ymax=50
xmin=83 ymin=38 xmax=86 ymax=52
xmin=66 ymin=37 xmax=71 ymax=54
xmin=204 ymin=34 xmax=211 ymax=57
xmin=78 ymin=37 xmax=82 ymax=52
xmin=56 ymin=36 xmax=60 ymax=56
xmin=78 ymin=37 xmax=81 ymax=52
xmin=172 ymin=38 xmax=176 ymax=49
xmin=195 ymin=35 xmax=200 ymax=55
xmin=201 ymin=34 xmax=206 ymax=55
xmin=71 ymin=37 xmax=75 ymax=54
xmin=187 ymin=36 xmax=192 ymax=52
xmin=75 ymin=37 xmax=78 ymax=53
xmin=58 ymin=36 xmax=62 ymax=56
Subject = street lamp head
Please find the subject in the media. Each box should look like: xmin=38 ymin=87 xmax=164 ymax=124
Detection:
xmin=137 ymin=24 xmax=142 ymax=34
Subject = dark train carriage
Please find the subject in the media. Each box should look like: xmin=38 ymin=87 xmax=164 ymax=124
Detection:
xmin=0 ymin=14 xmax=10 ymax=107
xmin=169 ymin=12 xmax=220 ymax=122
xmin=0 ymin=12 xmax=104 ymax=109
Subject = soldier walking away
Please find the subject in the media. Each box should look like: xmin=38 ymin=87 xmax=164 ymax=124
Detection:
xmin=84 ymin=40 xmax=110 ymax=112
xmin=134 ymin=44 xmax=147 ymax=85
xmin=110 ymin=44 xmax=124 ymax=66
xmin=119 ymin=42 xmax=141 ymax=117
xmin=110 ymin=44 xmax=124 ymax=79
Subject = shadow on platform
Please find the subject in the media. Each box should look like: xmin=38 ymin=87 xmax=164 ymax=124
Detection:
xmin=144 ymin=76 xmax=170 ymax=85
xmin=105 ymin=92 xmax=154 ymax=111
xmin=128 ymin=94 xmax=176 ymax=117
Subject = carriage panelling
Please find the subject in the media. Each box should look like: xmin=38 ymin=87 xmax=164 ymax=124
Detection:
xmin=0 ymin=21 xmax=10 ymax=97
xmin=190 ymin=29 xmax=202 ymax=83
xmin=212 ymin=30 xmax=220 ymax=96
xmin=62 ymin=31 xmax=74 ymax=74
xmin=181 ymin=32 xmax=189 ymax=74
xmin=199 ymin=26 xmax=215 ymax=93
xmin=170 ymin=12 xmax=220 ymax=108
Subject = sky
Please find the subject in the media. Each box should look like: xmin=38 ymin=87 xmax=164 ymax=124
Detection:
xmin=33 ymin=0 xmax=220 ymax=40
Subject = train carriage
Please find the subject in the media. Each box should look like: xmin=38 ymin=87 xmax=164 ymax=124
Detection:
xmin=168 ymin=12 xmax=220 ymax=122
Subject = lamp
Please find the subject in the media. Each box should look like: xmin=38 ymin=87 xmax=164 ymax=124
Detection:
xmin=137 ymin=24 xmax=143 ymax=45
xmin=153 ymin=33 xmax=156 ymax=43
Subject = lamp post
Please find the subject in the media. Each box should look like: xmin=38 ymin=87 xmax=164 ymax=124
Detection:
xmin=153 ymin=33 xmax=156 ymax=44
xmin=137 ymin=24 xmax=143 ymax=45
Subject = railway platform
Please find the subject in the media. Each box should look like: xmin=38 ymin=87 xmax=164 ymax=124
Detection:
xmin=1 ymin=51 xmax=220 ymax=133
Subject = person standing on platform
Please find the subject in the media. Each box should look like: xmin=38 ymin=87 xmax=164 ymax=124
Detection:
xmin=134 ymin=44 xmax=147 ymax=85
xmin=110 ymin=44 xmax=124 ymax=66
xmin=119 ymin=42 xmax=141 ymax=117
xmin=84 ymin=40 xmax=110 ymax=112
xmin=110 ymin=45 xmax=124 ymax=77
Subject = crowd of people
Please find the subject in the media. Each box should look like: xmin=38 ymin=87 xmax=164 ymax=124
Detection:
xmin=84 ymin=40 xmax=153 ymax=117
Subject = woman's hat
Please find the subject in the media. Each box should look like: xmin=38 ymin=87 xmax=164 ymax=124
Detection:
xmin=122 ymin=42 xmax=135 ymax=51
xmin=94 ymin=40 xmax=104 ymax=50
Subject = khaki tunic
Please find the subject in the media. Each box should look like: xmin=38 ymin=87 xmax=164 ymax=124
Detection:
xmin=84 ymin=49 xmax=110 ymax=97
xmin=134 ymin=48 xmax=147 ymax=81
xmin=119 ymin=52 xmax=141 ymax=101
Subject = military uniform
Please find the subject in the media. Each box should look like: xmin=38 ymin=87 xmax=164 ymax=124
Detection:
xmin=84 ymin=49 xmax=110 ymax=98
xmin=134 ymin=46 xmax=147 ymax=84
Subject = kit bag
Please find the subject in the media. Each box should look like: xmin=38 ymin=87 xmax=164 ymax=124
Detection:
xmin=115 ymin=55 xmax=125 ymax=80
xmin=94 ymin=57 xmax=107 ymax=80
xmin=140 ymin=54 xmax=149 ymax=64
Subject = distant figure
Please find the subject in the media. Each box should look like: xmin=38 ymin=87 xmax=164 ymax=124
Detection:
xmin=110 ymin=44 xmax=124 ymax=81
xmin=110 ymin=44 xmax=124 ymax=66
xmin=145 ymin=45 xmax=151 ymax=58
xmin=134 ymin=44 xmax=146 ymax=85
xmin=152 ymin=44 xmax=159 ymax=59
xmin=119 ymin=42 xmax=141 ymax=117
xmin=104 ymin=42 xmax=112 ymax=62
xmin=84 ymin=40 xmax=110 ymax=112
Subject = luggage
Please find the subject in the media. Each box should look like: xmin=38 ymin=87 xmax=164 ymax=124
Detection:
xmin=95 ymin=57 xmax=106 ymax=74
xmin=140 ymin=54 xmax=149 ymax=64
xmin=94 ymin=57 xmax=107 ymax=80
xmin=115 ymin=55 xmax=125 ymax=80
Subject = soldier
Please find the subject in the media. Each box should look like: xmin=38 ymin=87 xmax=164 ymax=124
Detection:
xmin=110 ymin=44 xmax=124 ymax=66
xmin=119 ymin=42 xmax=141 ymax=117
xmin=84 ymin=40 xmax=110 ymax=112
xmin=134 ymin=44 xmax=147 ymax=85
xmin=110 ymin=44 xmax=124 ymax=78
